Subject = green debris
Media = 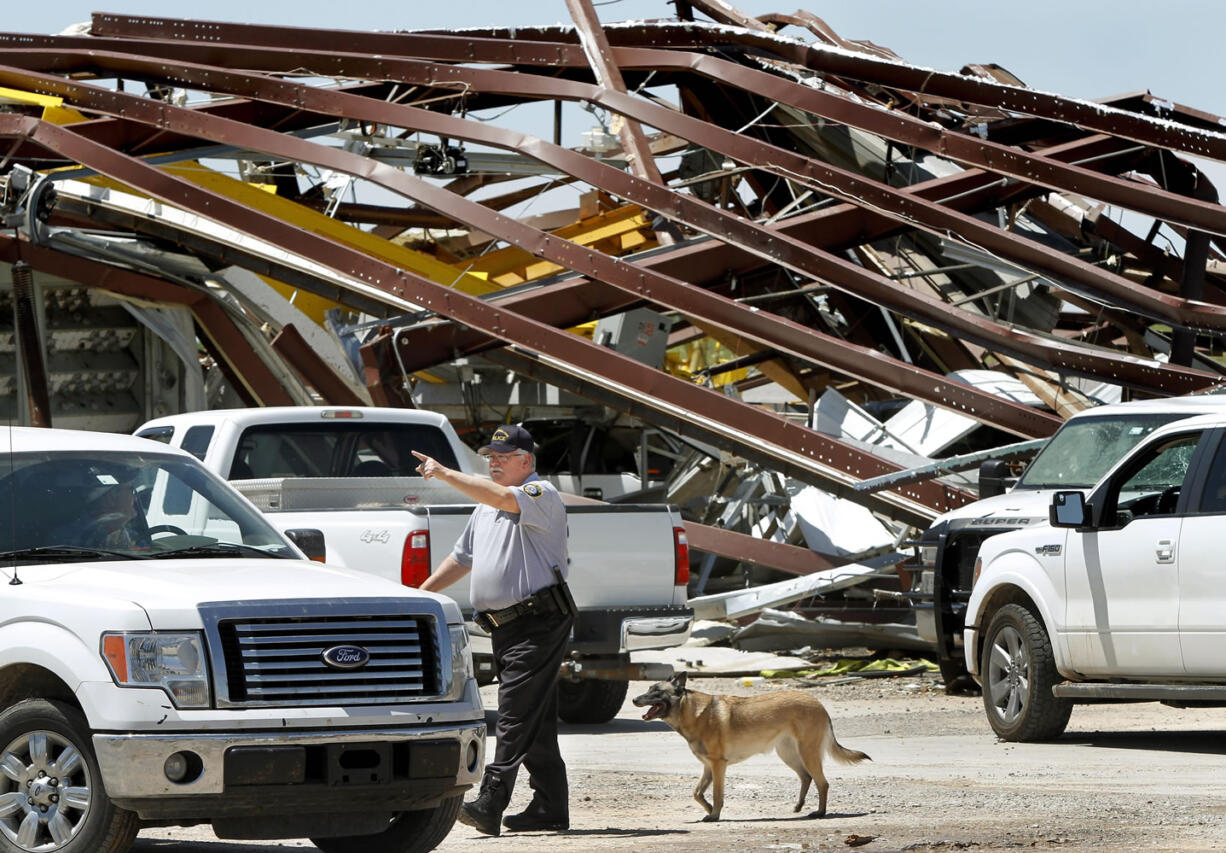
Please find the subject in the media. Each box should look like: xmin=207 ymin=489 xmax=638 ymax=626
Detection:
xmin=760 ymin=657 xmax=939 ymax=679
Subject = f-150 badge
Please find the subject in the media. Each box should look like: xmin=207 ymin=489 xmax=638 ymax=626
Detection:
xmin=360 ymin=530 xmax=391 ymax=544
xmin=1034 ymin=544 xmax=1062 ymax=556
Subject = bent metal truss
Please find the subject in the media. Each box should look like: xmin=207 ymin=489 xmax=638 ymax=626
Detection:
xmin=0 ymin=2 xmax=1224 ymax=537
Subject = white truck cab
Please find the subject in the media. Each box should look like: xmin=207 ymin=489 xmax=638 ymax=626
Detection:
xmin=0 ymin=427 xmax=483 ymax=853
xmin=911 ymin=393 xmax=1226 ymax=683
xmin=966 ymin=411 xmax=1226 ymax=741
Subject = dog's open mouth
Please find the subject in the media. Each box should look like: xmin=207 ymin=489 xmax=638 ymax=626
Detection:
xmin=641 ymin=702 xmax=665 ymax=721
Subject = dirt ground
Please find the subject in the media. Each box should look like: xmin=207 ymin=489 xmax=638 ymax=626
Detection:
xmin=137 ymin=669 xmax=1226 ymax=852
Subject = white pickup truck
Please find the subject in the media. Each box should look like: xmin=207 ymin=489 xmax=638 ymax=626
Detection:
xmin=0 ymin=426 xmax=483 ymax=853
xmin=135 ymin=407 xmax=693 ymax=724
xmin=966 ymin=410 xmax=1226 ymax=741
xmin=910 ymin=394 xmax=1226 ymax=683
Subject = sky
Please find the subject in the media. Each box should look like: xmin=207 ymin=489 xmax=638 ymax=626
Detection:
xmin=6 ymin=1 xmax=1223 ymax=117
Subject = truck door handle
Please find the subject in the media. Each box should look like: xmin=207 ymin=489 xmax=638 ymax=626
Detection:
xmin=1156 ymin=539 xmax=1175 ymax=563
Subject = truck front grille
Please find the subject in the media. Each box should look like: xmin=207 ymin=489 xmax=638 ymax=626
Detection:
xmin=212 ymin=612 xmax=441 ymax=707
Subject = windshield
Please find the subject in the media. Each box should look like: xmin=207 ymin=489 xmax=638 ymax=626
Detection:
xmin=230 ymin=422 xmax=459 ymax=479
xmin=0 ymin=450 xmax=296 ymax=564
xmin=1015 ymin=412 xmax=1192 ymax=490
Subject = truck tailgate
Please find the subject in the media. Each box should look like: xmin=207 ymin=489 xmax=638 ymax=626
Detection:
xmin=424 ymin=504 xmax=683 ymax=609
xmin=260 ymin=503 xmax=684 ymax=611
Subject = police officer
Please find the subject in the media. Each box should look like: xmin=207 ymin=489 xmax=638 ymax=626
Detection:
xmin=413 ymin=424 xmax=573 ymax=836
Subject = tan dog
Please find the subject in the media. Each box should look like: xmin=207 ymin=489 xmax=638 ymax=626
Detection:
xmin=632 ymin=671 xmax=869 ymax=821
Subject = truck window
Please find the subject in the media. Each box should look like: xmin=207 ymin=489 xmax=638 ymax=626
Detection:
xmin=136 ymin=426 xmax=174 ymax=445
xmin=1103 ymin=432 xmax=1201 ymax=523
xmin=180 ymin=425 xmax=215 ymax=461
xmin=1017 ymin=412 xmax=1190 ymax=490
xmin=232 ymin=423 xmax=460 ymax=478
xmin=1198 ymin=438 xmax=1226 ymax=513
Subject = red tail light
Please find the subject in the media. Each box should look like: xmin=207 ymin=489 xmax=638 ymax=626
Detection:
xmin=673 ymin=526 xmax=690 ymax=587
xmin=401 ymin=531 xmax=431 ymax=587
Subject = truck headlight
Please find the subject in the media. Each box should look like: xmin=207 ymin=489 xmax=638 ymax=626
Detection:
xmin=446 ymin=624 xmax=474 ymax=700
xmin=102 ymin=632 xmax=211 ymax=709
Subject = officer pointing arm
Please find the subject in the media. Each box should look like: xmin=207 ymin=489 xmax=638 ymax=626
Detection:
xmin=411 ymin=424 xmax=573 ymax=837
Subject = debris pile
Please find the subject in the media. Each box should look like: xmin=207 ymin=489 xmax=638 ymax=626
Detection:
xmin=1 ymin=2 xmax=1225 ymax=658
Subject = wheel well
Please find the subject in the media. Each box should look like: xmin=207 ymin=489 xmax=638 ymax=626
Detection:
xmin=973 ymin=585 xmax=1042 ymax=667
xmin=0 ymin=664 xmax=78 ymax=710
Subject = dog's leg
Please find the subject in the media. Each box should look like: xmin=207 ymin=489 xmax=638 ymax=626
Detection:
xmin=702 ymin=760 xmax=727 ymax=822
xmin=775 ymin=737 xmax=811 ymax=813
xmin=693 ymin=764 xmax=713 ymax=815
xmin=798 ymin=737 xmax=830 ymax=817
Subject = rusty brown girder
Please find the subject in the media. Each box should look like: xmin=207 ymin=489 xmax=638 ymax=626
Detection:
xmin=12 ymin=38 xmax=1223 ymax=343
xmin=80 ymin=14 xmax=1226 ymax=168
xmin=0 ymin=55 xmax=1073 ymax=439
xmin=5 ymin=47 xmax=1220 ymax=404
xmin=0 ymin=113 xmax=975 ymax=523
xmin=270 ymin=324 xmax=364 ymax=406
xmin=565 ymin=0 xmax=664 ymax=189
xmin=7 ymin=31 xmax=1207 ymax=245
xmin=10 ymin=260 xmax=51 ymax=427
xmin=372 ymin=160 xmax=1218 ymax=397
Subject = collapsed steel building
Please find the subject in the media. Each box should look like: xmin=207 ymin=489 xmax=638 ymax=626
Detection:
xmin=1 ymin=1 xmax=1225 ymax=591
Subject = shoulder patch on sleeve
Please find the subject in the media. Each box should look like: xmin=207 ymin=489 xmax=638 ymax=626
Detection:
xmin=522 ymin=483 xmax=543 ymax=498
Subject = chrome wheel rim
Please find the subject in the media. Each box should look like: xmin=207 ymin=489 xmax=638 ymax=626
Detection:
xmin=0 ymin=730 xmax=91 ymax=851
xmin=987 ymin=624 xmax=1029 ymax=726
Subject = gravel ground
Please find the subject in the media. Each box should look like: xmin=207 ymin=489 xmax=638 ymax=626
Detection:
xmin=138 ymin=668 xmax=1226 ymax=852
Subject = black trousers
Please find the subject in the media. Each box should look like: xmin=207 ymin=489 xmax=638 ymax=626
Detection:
xmin=484 ymin=609 xmax=574 ymax=815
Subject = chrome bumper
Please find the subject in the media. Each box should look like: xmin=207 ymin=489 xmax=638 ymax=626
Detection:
xmin=93 ymin=723 xmax=485 ymax=799
xmin=621 ymin=614 xmax=693 ymax=652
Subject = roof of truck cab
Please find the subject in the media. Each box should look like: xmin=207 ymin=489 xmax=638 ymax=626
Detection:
xmin=1067 ymin=394 xmax=1226 ymax=419
xmin=139 ymin=406 xmax=453 ymax=430
xmin=6 ymin=426 xmax=193 ymax=455
xmin=1137 ymin=411 xmax=1226 ymax=436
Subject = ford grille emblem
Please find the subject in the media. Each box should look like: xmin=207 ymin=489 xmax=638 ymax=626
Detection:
xmin=322 ymin=645 xmax=371 ymax=670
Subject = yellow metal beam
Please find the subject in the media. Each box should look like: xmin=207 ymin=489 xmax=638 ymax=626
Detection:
xmin=461 ymin=204 xmax=656 ymax=286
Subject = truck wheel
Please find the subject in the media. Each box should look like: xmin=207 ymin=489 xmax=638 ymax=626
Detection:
xmin=980 ymin=604 xmax=1073 ymax=742
xmin=0 ymin=699 xmax=139 ymax=853
xmin=557 ymin=678 xmax=629 ymax=724
xmin=311 ymin=795 xmax=461 ymax=853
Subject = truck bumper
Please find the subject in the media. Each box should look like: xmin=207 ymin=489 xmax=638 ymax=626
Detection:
xmin=620 ymin=613 xmax=693 ymax=652
xmin=93 ymin=722 xmax=485 ymax=822
xmin=964 ymin=626 xmax=981 ymax=678
xmin=569 ymin=606 xmax=693 ymax=655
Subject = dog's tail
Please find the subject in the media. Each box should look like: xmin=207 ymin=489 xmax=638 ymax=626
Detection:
xmin=826 ymin=720 xmax=871 ymax=765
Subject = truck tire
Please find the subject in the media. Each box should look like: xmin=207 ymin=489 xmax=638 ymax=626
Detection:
xmin=980 ymin=604 xmax=1073 ymax=742
xmin=557 ymin=678 xmax=629 ymax=724
xmin=0 ymin=699 xmax=139 ymax=853
xmin=311 ymin=794 xmax=462 ymax=853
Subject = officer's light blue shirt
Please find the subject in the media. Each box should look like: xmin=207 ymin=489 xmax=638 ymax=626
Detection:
xmin=450 ymin=473 xmax=569 ymax=612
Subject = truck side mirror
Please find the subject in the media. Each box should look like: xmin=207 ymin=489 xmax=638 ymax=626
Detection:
xmin=978 ymin=459 xmax=1014 ymax=499
xmin=284 ymin=528 xmax=326 ymax=562
xmin=1050 ymin=491 xmax=1088 ymax=528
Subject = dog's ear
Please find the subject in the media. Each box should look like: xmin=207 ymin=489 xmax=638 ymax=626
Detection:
xmin=671 ymin=670 xmax=687 ymax=692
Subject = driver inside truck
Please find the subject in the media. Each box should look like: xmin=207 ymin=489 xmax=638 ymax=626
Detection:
xmin=52 ymin=466 xmax=148 ymax=550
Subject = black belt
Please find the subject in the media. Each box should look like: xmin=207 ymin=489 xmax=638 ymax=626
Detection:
xmin=474 ymin=583 xmax=569 ymax=631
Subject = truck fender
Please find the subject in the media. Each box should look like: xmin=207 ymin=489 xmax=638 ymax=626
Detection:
xmin=0 ymin=621 xmax=113 ymax=705
xmin=965 ymin=550 xmax=1071 ymax=677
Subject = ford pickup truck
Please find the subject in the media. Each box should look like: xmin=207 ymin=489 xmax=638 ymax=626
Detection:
xmin=966 ymin=410 xmax=1226 ymax=741
xmin=135 ymin=407 xmax=693 ymax=724
xmin=910 ymin=393 xmax=1226 ymax=684
xmin=0 ymin=426 xmax=483 ymax=853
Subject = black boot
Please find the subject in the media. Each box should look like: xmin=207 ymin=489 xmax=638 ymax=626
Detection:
xmin=503 ymin=797 xmax=569 ymax=832
xmin=459 ymin=778 xmax=507 ymax=837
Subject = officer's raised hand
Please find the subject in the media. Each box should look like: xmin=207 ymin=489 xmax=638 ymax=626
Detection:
xmin=412 ymin=450 xmax=445 ymax=481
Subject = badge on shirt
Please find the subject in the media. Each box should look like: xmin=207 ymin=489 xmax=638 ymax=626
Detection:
xmin=522 ymin=483 xmax=543 ymax=498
